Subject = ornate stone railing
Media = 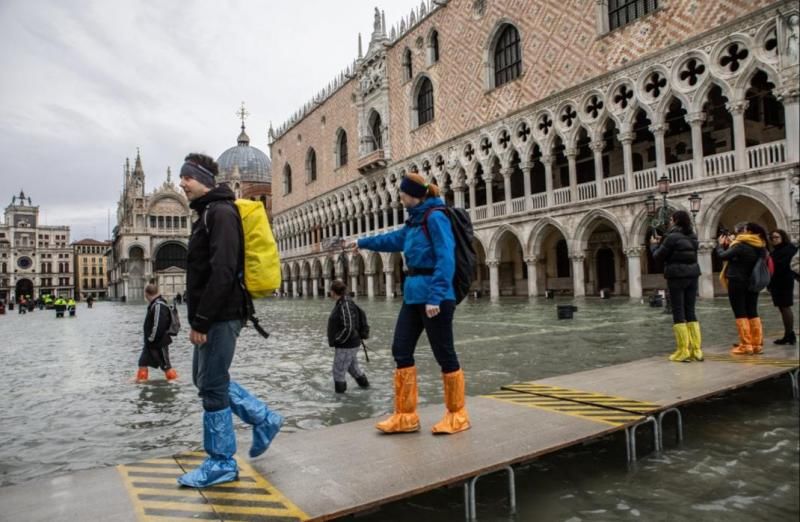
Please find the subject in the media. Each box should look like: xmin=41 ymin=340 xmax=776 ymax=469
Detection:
xmin=704 ymin=150 xmax=736 ymax=176
xmin=604 ymin=175 xmax=626 ymax=196
xmin=491 ymin=201 xmax=507 ymax=217
xmin=553 ymin=187 xmax=571 ymax=206
xmin=577 ymin=181 xmax=597 ymax=201
xmin=747 ymin=140 xmax=786 ymax=169
xmin=667 ymin=159 xmax=694 ymax=184
xmin=511 ymin=196 xmax=526 ymax=213
xmin=634 ymin=167 xmax=658 ymax=190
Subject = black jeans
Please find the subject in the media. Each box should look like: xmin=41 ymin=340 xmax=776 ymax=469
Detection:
xmin=192 ymin=320 xmax=241 ymax=412
xmin=667 ymin=277 xmax=698 ymax=324
xmin=391 ymin=301 xmax=460 ymax=373
xmin=728 ymin=279 xmax=759 ymax=319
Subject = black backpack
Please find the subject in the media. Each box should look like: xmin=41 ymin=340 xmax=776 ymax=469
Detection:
xmin=166 ymin=303 xmax=181 ymax=337
xmin=355 ymin=303 xmax=370 ymax=340
xmin=421 ymin=206 xmax=477 ymax=304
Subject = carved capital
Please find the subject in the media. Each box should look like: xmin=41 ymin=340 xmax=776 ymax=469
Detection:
xmin=589 ymin=140 xmax=605 ymax=153
xmin=501 ymin=167 xmax=514 ymax=178
xmin=565 ymin=147 xmax=577 ymax=158
xmin=648 ymin=123 xmax=666 ymax=135
xmin=519 ymin=161 xmax=534 ymax=171
xmin=524 ymin=256 xmax=538 ymax=265
xmin=686 ymin=111 xmax=707 ymax=125
xmin=624 ymin=246 xmax=644 ymax=257
xmin=486 ymin=259 xmax=500 ymax=268
xmin=697 ymin=241 xmax=716 ymax=253
xmin=569 ymin=254 xmax=585 ymax=263
xmin=540 ymin=154 xmax=553 ymax=166
xmin=618 ymin=131 xmax=635 ymax=144
xmin=725 ymin=100 xmax=749 ymax=114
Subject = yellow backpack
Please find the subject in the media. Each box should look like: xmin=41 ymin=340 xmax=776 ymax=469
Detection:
xmin=234 ymin=199 xmax=281 ymax=297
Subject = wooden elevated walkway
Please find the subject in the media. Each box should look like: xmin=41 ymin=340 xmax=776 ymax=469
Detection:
xmin=1 ymin=344 xmax=797 ymax=522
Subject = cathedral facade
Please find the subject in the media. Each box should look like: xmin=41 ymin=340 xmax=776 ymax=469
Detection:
xmin=270 ymin=0 xmax=799 ymax=300
xmin=0 ymin=191 xmax=73 ymax=302
xmin=107 ymin=152 xmax=192 ymax=301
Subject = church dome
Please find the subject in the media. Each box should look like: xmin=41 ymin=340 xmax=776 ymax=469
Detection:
xmin=217 ymin=125 xmax=272 ymax=183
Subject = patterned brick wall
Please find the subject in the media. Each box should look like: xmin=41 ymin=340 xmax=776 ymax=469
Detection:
xmin=270 ymin=80 xmax=360 ymax=214
xmin=386 ymin=0 xmax=775 ymax=162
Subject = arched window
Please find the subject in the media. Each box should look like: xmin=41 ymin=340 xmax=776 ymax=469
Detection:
xmin=416 ymin=77 xmax=435 ymax=126
xmin=429 ymin=30 xmax=440 ymax=64
xmin=494 ymin=24 xmax=521 ymax=87
xmin=306 ymin=148 xmax=317 ymax=183
xmin=402 ymin=48 xmax=412 ymax=81
xmin=337 ymin=130 xmax=348 ymax=167
xmin=283 ymin=164 xmax=293 ymax=195
xmin=369 ymin=112 xmax=383 ymax=150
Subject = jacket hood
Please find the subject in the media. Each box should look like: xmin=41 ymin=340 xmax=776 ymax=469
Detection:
xmin=190 ymin=184 xmax=235 ymax=211
xmin=406 ymin=197 xmax=445 ymax=222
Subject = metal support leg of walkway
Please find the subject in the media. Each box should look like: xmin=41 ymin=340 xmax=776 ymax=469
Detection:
xmin=625 ymin=416 xmax=659 ymax=464
xmin=463 ymin=465 xmax=516 ymax=521
xmin=789 ymin=369 xmax=799 ymax=400
xmin=656 ymin=407 xmax=683 ymax=451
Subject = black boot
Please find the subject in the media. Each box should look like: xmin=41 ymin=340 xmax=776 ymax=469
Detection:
xmin=355 ymin=375 xmax=370 ymax=389
xmin=775 ymin=331 xmax=797 ymax=345
xmin=334 ymin=381 xmax=347 ymax=393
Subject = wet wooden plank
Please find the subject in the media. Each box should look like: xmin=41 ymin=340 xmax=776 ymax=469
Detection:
xmin=251 ymin=397 xmax=622 ymax=521
xmin=522 ymin=348 xmax=797 ymax=411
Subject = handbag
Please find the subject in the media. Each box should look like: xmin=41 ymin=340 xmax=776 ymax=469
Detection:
xmin=748 ymin=253 xmax=771 ymax=292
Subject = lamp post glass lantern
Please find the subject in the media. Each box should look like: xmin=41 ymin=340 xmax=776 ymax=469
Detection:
xmin=646 ymin=174 xmax=672 ymax=234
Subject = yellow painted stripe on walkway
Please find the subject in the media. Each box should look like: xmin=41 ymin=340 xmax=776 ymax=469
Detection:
xmin=118 ymin=453 xmax=309 ymax=521
xmin=502 ymin=382 xmax=661 ymax=413
xmin=705 ymin=354 xmax=800 ymax=368
xmin=482 ymin=390 xmax=644 ymax=426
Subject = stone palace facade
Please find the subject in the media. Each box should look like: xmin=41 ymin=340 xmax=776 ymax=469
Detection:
xmin=270 ymin=0 xmax=800 ymax=300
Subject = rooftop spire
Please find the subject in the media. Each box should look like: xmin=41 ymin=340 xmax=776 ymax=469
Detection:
xmin=134 ymin=148 xmax=143 ymax=174
xmin=236 ymin=101 xmax=250 ymax=145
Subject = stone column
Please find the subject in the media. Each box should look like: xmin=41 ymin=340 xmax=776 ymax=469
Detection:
xmin=382 ymin=207 xmax=389 ymax=230
xmin=525 ymin=256 xmax=539 ymax=297
xmin=384 ymin=269 xmax=395 ymax=299
xmin=502 ymin=167 xmax=513 ymax=214
xmin=323 ymin=277 xmax=331 ymax=296
xmin=542 ymin=154 xmax=554 ymax=207
xmin=392 ymin=204 xmax=400 ymax=228
xmin=484 ymin=174 xmax=494 ymax=209
xmin=570 ymin=254 xmax=585 ymax=297
xmin=620 ymin=131 xmax=634 ymax=192
xmin=520 ymin=162 xmax=533 ymax=210
xmin=487 ymin=260 xmax=500 ymax=302
xmin=686 ymin=111 xmax=706 ymax=178
xmin=781 ymin=92 xmax=800 ymax=163
xmin=301 ymin=279 xmax=309 ymax=298
xmin=727 ymin=100 xmax=749 ymax=171
xmin=624 ymin=247 xmax=643 ymax=298
xmin=355 ymin=214 xmax=362 ymax=235
xmin=292 ymin=279 xmax=299 ymax=297
xmin=566 ymin=147 xmax=577 ymax=202
xmin=350 ymin=274 xmax=359 ymax=296
xmin=697 ymin=241 xmax=716 ymax=299
xmin=650 ymin=123 xmax=666 ymax=178
xmin=468 ymin=178 xmax=477 ymax=218
xmin=590 ymin=140 xmax=605 ymax=197
xmin=311 ymin=278 xmax=319 ymax=297
xmin=365 ymin=271 xmax=375 ymax=298
xmin=453 ymin=185 xmax=466 ymax=208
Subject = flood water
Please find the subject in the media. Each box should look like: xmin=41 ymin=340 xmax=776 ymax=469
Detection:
xmin=0 ymin=296 xmax=797 ymax=521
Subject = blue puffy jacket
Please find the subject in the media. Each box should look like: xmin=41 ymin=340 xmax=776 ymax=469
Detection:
xmin=358 ymin=197 xmax=455 ymax=305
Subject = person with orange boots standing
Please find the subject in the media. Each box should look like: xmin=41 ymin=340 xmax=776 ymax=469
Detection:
xmin=136 ymin=282 xmax=178 ymax=382
xmin=349 ymin=172 xmax=470 ymax=435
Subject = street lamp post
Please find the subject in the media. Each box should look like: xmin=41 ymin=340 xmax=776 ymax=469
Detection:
xmin=645 ymin=174 xmax=672 ymax=233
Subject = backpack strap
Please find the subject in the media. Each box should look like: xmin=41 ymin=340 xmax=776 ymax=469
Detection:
xmin=420 ymin=206 xmax=448 ymax=241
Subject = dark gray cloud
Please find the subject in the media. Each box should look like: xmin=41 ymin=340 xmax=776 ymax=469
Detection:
xmin=0 ymin=0 xmax=421 ymax=240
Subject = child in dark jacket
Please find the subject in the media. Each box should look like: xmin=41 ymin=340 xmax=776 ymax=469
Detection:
xmin=136 ymin=282 xmax=178 ymax=382
xmin=327 ymin=279 xmax=369 ymax=393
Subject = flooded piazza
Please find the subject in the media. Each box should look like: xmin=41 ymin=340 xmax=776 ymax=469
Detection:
xmin=0 ymin=296 xmax=797 ymax=521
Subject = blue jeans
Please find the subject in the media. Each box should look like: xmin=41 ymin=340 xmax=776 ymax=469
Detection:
xmin=391 ymin=301 xmax=460 ymax=373
xmin=192 ymin=320 xmax=242 ymax=412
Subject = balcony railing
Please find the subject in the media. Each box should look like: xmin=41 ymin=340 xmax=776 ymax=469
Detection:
xmin=704 ymin=150 xmax=735 ymax=176
xmin=577 ymin=181 xmax=597 ymax=202
xmin=604 ymin=175 xmax=626 ymax=196
xmin=553 ymin=187 xmax=571 ymax=206
xmin=667 ymin=159 xmax=693 ymax=184
xmin=634 ymin=167 xmax=658 ymax=190
xmin=511 ymin=197 xmax=526 ymax=213
xmin=491 ymin=201 xmax=506 ymax=217
xmin=530 ymin=193 xmax=547 ymax=210
xmin=474 ymin=207 xmax=488 ymax=220
xmin=357 ymin=148 xmax=388 ymax=174
xmin=748 ymin=141 xmax=785 ymax=169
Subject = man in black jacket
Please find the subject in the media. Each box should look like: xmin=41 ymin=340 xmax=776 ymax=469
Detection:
xmin=327 ymin=279 xmax=369 ymax=393
xmin=176 ymin=153 xmax=283 ymax=488
xmin=135 ymin=282 xmax=178 ymax=382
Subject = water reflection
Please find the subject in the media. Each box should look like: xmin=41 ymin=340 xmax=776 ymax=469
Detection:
xmin=0 ymin=297 xmax=797 ymax=520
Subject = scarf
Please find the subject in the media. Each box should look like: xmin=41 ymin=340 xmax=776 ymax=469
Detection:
xmin=719 ymin=233 xmax=766 ymax=288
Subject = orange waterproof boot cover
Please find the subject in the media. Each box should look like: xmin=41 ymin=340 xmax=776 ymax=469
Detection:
xmin=164 ymin=368 xmax=178 ymax=381
xmin=375 ymin=366 xmax=420 ymax=433
xmin=731 ymin=318 xmax=753 ymax=355
xmin=432 ymin=369 xmax=471 ymax=434
xmin=135 ymin=367 xmax=149 ymax=382
xmin=749 ymin=318 xmax=763 ymax=354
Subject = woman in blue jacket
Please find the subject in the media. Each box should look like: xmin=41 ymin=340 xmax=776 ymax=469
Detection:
xmin=353 ymin=172 xmax=470 ymax=435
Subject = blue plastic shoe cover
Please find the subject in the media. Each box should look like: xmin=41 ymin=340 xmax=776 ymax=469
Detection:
xmin=228 ymin=381 xmax=284 ymax=458
xmin=177 ymin=408 xmax=238 ymax=488
xmin=250 ymin=410 xmax=284 ymax=458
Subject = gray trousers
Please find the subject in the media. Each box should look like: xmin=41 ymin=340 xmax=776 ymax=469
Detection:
xmin=332 ymin=347 xmax=365 ymax=383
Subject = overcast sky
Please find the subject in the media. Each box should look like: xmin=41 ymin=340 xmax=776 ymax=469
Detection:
xmin=0 ymin=0 xmax=422 ymax=240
